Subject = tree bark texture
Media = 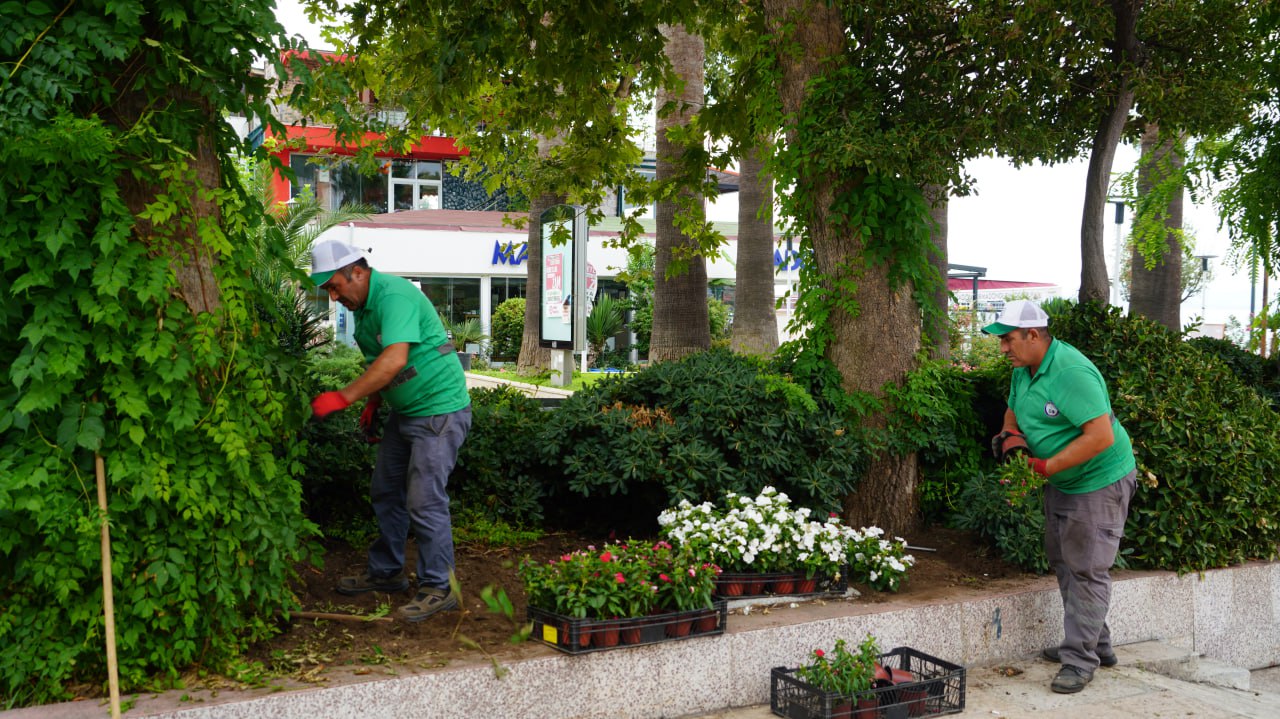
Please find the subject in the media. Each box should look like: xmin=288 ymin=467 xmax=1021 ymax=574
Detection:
xmin=113 ymin=84 xmax=222 ymax=316
xmin=1079 ymin=0 xmax=1142 ymax=305
xmin=650 ymin=24 xmax=710 ymax=362
xmin=1129 ymin=123 xmax=1185 ymax=331
xmin=517 ymin=191 xmax=561 ymax=373
xmin=730 ymin=143 xmax=780 ymax=356
xmin=763 ymin=0 xmax=920 ymax=536
xmin=925 ymin=184 xmax=950 ymax=361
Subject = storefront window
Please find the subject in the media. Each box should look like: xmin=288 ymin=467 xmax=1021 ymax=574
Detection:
xmin=490 ymin=277 xmax=527 ymax=309
xmin=419 ymin=277 xmax=481 ymax=326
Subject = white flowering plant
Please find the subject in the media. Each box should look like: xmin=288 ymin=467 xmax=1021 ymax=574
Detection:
xmin=845 ymin=527 xmax=915 ymax=592
xmin=658 ymin=486 xmax=913 ymax=591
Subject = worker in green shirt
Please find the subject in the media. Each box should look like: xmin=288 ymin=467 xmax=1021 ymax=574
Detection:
xmin=986 ymin=300 xmax=1137 ymax=695
xmin=308 ymin=240 xmax=472 ymax=622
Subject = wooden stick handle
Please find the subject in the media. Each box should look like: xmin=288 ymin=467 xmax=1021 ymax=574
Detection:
xmin=96 ymin=453 xmax=121 ymax=719
xmin=293 ymin=610 xmax=394 ymax=623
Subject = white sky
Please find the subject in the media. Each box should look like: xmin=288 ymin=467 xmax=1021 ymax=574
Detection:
xmin=274 ymin=0 xmax=1267 ymax=331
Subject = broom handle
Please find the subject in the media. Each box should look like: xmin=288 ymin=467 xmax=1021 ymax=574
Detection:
xmin=96 ymin=453 xmax=121 ymax=719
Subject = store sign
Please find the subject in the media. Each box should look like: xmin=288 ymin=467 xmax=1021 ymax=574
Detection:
xmin=492 ymin=241 xmax=529 ymax=266
xmin=774 ymin=249 xmax=802 ymax=271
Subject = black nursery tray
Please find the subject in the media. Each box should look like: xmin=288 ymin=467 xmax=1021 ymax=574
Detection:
xmin=527 ymin=599 xmax=728 ymax=654
xmin=770 ymin=646 xmax=966 ymax=719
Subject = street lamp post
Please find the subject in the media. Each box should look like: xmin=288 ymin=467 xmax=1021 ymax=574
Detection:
xmin=1194 ymin=254 xmax=1217 ymax=321
xmin=1110 ymin=200 xmax=1125 ymax=306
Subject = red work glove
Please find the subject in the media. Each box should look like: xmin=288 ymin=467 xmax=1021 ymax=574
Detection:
xmin=359 ymin=398 xmax=382 ymax=444
xmin=1027 ymin=457 xmax=1050 ymax=478
xmin=310 ymin=391 xmax=350 ymax=419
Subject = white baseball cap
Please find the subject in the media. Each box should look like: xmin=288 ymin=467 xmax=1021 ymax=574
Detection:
xmin=982 ymin=299 xmax=1049 ymax=335
xmin=310 ymin=240 xmax=365 ymax=286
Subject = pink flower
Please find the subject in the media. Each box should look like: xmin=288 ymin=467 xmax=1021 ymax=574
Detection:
xmin=653 ymin=540 xmax=672 ymax=550
xmin=599 ymin=551 xmax=613 ymax=563
xmin=659 ymin=573 xmax=671 ymax=582
xmin=561 ymin=554 xmax=573 ymax=562
xmin=614 ymin=572 xmax=626 ymax=584
xmin=829 ymin=512 xmax=839 ymax=518
xmin=688 ymin=568 xmax=696 ymax=577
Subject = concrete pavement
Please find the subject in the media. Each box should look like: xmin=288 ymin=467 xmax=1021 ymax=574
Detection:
xmin=683 ymin=642 xmax=1280 ymax=719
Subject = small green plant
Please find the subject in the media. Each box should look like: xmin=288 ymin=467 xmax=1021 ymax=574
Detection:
xmin=952 ymin=466 xmax=1050 ymax=574
xmin=586 ymin=294 xmax=626 ymax=366
xmin=795 ymin=635 xmax=882 ymax=701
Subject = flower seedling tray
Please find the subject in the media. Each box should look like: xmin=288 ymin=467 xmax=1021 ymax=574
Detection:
xmin=528 ymin=599 xmax=728 ymax=655
xmin=770 ymin=646 xmax=965 ymax=719
xmin=715 ymin=570 xmax=846 ymax=599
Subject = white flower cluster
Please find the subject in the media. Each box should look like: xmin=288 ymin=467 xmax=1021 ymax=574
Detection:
xmin=658 ymin=486 xmax=912 ymax=586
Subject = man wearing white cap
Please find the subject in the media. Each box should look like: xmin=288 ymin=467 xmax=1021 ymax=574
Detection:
xmin=309 ymin=239 xmax=472 ymax=622
xmin=983 ymin=300 xmax=1137 ymax=694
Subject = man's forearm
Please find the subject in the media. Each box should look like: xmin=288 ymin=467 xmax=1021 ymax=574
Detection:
xmin=340 ymin=344 xmax=408 ymax=404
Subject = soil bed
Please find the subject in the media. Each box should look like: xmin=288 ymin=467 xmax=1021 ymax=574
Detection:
xmin=241 ymin=525 xmax=1035 ymax=682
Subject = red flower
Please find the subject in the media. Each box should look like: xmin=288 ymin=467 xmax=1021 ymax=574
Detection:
xmin=599 ymin=551 xmax=613 ymax=563
xmin=614 ymin=572 xmax=626 ymax=584
xmin=814 ymin=649 xmax=825 ymax=658
xmin=659 ymin=573 xmax=671 ymax=582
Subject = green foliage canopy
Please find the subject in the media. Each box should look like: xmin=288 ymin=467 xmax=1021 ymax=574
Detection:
xmin=1 ymin=1 xmax=315 ymax=706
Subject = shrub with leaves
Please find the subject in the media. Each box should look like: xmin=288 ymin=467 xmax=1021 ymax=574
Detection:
xmin=538 ymin=349 xmax=866 ymax=515
xmin=453 ymin=386 xmax=547 ymax=524
xmin=1048 ymin=303 xmax=1280 ymax=572
xmin=0 ymin=2 xmax=315 ymax=706
xmin=489 ymin=298 xmax=525 ymax=362
xmin=1186 ymin=336 xmax=1280 ymax=407
xmin=952 ymin=462 xmax=1050 ymax=574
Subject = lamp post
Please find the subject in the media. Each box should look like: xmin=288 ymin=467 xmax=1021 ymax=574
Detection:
xmin=1109 ymin=200 xmax=1125 ymax=306
xmin=1194 ymin=253 xmax=1217 ymax=320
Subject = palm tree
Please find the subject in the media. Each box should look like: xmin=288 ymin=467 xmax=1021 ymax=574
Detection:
xmin=586 ymin=294 xmax=626 ymax=367
xmin=730 ymin=142 xmax=780 ymax=356
xmin=243 ymin=158 xmax=373 ymax=355
xmin=650 ymin=24 xmax=710 ymax=362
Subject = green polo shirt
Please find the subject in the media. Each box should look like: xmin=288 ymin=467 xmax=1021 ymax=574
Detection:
xmin=1008 ymin=339 xmax=1135 ymax=494
xmin=353 ymin=269 xmax=470 ymax=418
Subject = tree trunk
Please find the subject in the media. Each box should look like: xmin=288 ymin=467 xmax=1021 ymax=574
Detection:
xmin=924 ymin=184 xmax=950 ymax=361
xmin=650 ymin=24 xmax=709 ymax=362
xmin=517 ymin=192 xmax=561 ymax=372
xmin=763 ymin=0 xmax=920 ymax=536
xmin=114 ymin=86 xmax=222 ymax=316
xmin=1079 ymin=0 xmax=1142 ymax=304
xmin=1129 ymin=123 xmax=1185 ymax=331
xmin=730 ymin=142 xmax=780 ymax=356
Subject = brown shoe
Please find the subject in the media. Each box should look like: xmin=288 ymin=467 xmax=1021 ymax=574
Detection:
xmin=398 ymin=587 xmax=459 ymax=623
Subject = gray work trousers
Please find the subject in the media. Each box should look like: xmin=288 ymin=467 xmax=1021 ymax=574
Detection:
xmin=367 ymin=406 xmax=472 ymax=590
xmin=1043 ymin=469 xmax=1137 ymax=672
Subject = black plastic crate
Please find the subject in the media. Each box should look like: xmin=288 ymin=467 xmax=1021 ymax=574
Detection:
xmin=714 ymin=570 xmax=846 ymax=599
xmin=771 ymin=646 xmax=965 ymax=719
xmin=527 ymin=599 xmax=728 ymax=654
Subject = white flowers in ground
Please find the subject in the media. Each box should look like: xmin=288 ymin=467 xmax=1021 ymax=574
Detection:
xmin=657 ymin=486 xmax=915 ymax=591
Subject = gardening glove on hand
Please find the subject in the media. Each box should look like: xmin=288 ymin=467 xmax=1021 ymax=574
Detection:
xmin=310 ymin=391 xmax=350 ymax=420
xmin=991 ymin=430 xmax=1029 ymax=462
xmin=359 ymin=397 xmax=382 ymax=444
xmin=1027 ymin=457 xmax=1050 ymax=478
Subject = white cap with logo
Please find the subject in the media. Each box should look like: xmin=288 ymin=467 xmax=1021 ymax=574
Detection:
xmin=310 ymin=240 xmax=365 ymax=286
xmin=982 ymin=299 xmax=1049 ymax=336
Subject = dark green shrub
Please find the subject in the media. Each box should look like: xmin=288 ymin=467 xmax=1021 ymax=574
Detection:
xmin=297 ymin=344 xmax=377 ymax=536
xmin=952 ymin=465 xmax=1050 ymax=574
xmin=885 ymin=359 xmax=1004 ymax=524
xmin=1052 ymin=302 xmax=1280 ymax=572
xmin=538 ymin=349 xmax=866 ymax=527
xmin=490 ymin=298 xmax=525 ymax=361
xmin=453 ymin=386 xmax=547 ymax=523
xmin=1187 ymin=336 xmax=1280 ymax=406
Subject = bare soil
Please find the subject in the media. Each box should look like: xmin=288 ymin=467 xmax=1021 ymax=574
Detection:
xmin=236 ymin=525 xmax=1037 ymax=683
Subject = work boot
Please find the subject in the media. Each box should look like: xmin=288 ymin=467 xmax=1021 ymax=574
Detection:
xmin=398 ymin=587 xmax=459 ymax=623
xmin=1050 ymin=665 xmax=1093 ymax=694
xmin=1040 ymin=645 xmax=1118 ymax=667
xmin=335 ymin=571 xmax=410 ymax=596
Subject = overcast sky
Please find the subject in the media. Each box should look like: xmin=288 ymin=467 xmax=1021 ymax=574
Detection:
xmin=274 ymin=0 xmax=1266 ymax=332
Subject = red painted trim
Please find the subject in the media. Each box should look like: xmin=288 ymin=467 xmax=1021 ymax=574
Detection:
xmin=264 ymin=126 xmax=469 ymax=204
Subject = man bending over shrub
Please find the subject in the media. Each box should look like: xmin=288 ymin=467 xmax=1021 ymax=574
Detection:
xmin=308 ymin=240 xmax=472 ymax=622
xmin=986 ymin=300 xmax=1136 ymax=695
